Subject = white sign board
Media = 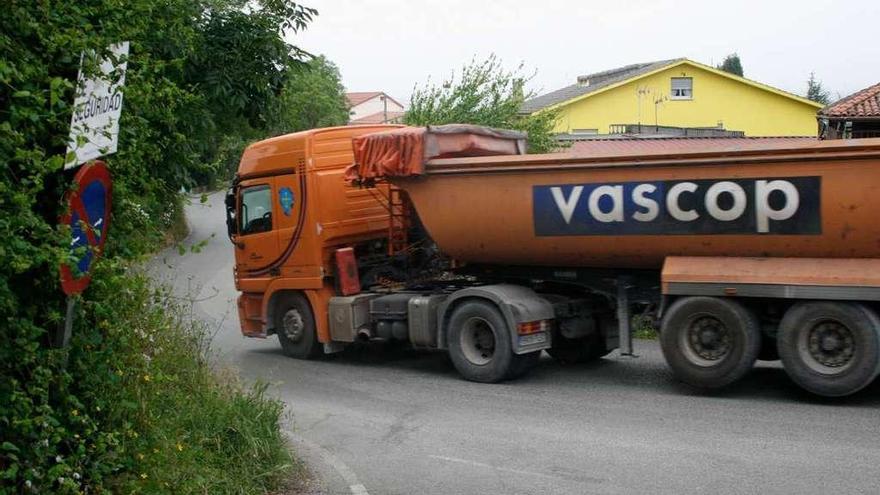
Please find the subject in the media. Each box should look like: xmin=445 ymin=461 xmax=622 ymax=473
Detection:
xmin=65 ymin=41 xmax=129 ymax=169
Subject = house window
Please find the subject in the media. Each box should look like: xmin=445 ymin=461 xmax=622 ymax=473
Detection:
xmin=571 ymin=128 xmax=599 ymax=135
xmin=671 ymin=77 xmax=693 ymax=100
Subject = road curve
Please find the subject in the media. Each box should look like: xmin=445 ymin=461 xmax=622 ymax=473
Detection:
xmin=150 ymin=192 xmax=880 ymax=495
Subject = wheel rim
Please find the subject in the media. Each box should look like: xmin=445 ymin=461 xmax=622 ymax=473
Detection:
xmin=680 ymin=315 xmax=733 ymax=367
xmin=460 ymin=317 xmax=497 ymax=366
xmin=798 ymin=319 xmax=856 ymax=375
xmin=282 ymin=309 xmax=305 ymax=343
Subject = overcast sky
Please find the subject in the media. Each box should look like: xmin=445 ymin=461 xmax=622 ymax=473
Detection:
xmin=291 ymin=0 xmax=879 ymax=106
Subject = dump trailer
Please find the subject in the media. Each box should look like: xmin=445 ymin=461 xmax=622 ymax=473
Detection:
xmin=227 ymin=124 xmax=880 ymax=397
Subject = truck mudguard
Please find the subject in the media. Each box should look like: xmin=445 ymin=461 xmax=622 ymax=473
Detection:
xmin=437 ymin=284 xmax=555 ymax=354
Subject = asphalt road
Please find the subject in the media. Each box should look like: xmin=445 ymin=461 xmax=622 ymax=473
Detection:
xmin=150 ymin=192 xmax=880 ymax=495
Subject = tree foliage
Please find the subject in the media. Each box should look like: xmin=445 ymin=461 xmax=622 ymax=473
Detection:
xmin=404 ymin=55 xmax=561 ymax=153
xmin=267 ymin=56 xmax=351 ymax=135
xmin=0 ymin=1 xmax=328 ymax=492
xmin=717 ymin=53 xmax=744 ymax=77
xmin=806 ymin=72 xmax=831 ymax=105
xmin=188 ymin=3 xmax=316 ymax=127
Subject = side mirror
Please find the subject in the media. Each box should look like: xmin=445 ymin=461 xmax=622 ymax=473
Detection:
xmin=225 ymin=188 xmax=243 ymax=248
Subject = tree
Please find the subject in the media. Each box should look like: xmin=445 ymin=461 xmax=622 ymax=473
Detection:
xmin=0 ymin=2 xmax=320 ymax=489
xmin=187 ymin=2 xmax=317 ymax=129
xmin=806 ymin=72 xmax=831 ymax=105
xmin=717 ymin=53 xmax=744 ymax=77
xmin=404 ymin=55 xmax=561 ymax=153
xmin=268 ymin=56 xmax=350 ymax=134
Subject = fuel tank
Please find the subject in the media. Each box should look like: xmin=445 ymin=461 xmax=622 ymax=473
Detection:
xmin=389 ymin=138 xmax=880 ymax=269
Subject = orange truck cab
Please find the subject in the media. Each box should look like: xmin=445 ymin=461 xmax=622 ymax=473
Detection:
xmin=226 ymin=125 xmax=400 ymax=352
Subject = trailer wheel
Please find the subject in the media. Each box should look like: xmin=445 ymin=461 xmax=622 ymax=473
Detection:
xmin=778 ymin=302 xmax=880 ymax=397
xmin=660 ymin=296 xmax=761 ymax=390
xmin=447 ymin=300 xmax=526 ymax=383
xmin=276 ymin=293 xmax=322 ymax=360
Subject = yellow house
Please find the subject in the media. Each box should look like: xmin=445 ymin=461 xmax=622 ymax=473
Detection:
xmin=523 ymin=58 xmax=822 ymax=137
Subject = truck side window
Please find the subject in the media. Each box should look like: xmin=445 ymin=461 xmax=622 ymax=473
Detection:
xmin=240 ymin=185 xmax=273 ymax=235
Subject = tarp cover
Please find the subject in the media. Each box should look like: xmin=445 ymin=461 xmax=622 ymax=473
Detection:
xmin=346 ymin=124 xmax=526 ymax=183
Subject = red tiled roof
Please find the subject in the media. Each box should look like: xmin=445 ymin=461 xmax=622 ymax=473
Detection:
xmin=566 ymin=136 xmax=817 ymax=155
xmin=820 ymin=82 xmax=880 ymax=118
xmin=350 ymin=111 xmax=406 ymax=125
xmin=345 ymin=92 xmax=405 ymax=109
xmin=346 ymin=92 xmax=383 ymax=107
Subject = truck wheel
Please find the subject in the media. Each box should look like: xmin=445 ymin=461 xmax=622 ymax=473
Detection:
xmin=660 ymin=296 xmax=761 ymax=390
xmin=447 ymin=300 xmax=527 ymax=383
xmin=778 ymin=302 xmax=880 ymax=397
xmin=275 ymin=293 xmax=322 ymax=360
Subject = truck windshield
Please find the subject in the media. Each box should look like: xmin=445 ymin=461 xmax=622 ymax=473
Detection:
xmin=240 ymin=185 xmax=272 ymax=235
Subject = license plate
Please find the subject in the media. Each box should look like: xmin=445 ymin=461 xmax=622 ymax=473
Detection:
xmin=519 ymin=332 xmax=547 ymax=346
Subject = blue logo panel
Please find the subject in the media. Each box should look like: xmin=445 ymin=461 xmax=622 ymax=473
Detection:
xmin=533 ymin=177 xmax=821 ymax=236
xmin=279 ymin=187 xmax=294 ymax=216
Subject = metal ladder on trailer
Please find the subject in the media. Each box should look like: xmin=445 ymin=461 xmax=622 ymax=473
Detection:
xmin=388 ymin=187 xmax=411 ymax=256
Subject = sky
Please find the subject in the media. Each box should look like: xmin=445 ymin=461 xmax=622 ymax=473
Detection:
xmin=290 ymin=0 xmax=879 ymax=107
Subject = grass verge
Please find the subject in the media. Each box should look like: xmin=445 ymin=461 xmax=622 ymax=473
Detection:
xmin=97 ymin=268 xmax=294 ymax=493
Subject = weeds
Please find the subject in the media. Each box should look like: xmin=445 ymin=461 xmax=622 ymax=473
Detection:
xmin=0 ymin=260 xmax=293 ymax=494
xmin=90 ymin=265 xmax=294 ymax=493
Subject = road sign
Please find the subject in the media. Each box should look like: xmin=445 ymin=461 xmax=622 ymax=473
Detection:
xmin=60 ymin=161 xmax=113 ymax=296
xmin=65 ymin=41 xmax=129 ymax=169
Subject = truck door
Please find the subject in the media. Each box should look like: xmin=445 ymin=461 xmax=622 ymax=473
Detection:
xmin=273 ymin=171 xmax=305 ymax=268
xmin=236 ymin=180 xmax=279 ymax=272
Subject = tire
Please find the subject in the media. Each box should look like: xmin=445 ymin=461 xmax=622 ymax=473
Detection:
xmin=777 ymin=302 xmax=880 ymax=397
xmin=447 ymin=300 xmax=529 ymax=383
xmin=275 ymin=293 xmax=322 ymax=359
xmin=660 ymin=296 xmax=761 ymax=390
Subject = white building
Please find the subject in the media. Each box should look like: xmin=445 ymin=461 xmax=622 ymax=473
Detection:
xmin=346 ymin=92 xmax=405 ymax=124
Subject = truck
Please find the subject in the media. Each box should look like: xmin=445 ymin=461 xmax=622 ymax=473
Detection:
xmin=226 ymin=124 xmax=880 ymax=397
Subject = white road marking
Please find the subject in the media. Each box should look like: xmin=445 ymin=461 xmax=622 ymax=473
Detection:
xmin=284 ymin=429 xmax=370 ymax=495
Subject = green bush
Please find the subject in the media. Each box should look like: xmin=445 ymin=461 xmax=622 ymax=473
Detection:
xmin=1 ymin=261 xmax=293 ymax=493
xmin=1 ymin=1 xmax=320 ymax=492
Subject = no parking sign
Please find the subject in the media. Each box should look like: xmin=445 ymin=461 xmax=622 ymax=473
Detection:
xmin=60 ymin=160 xmax=112 ymax=296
